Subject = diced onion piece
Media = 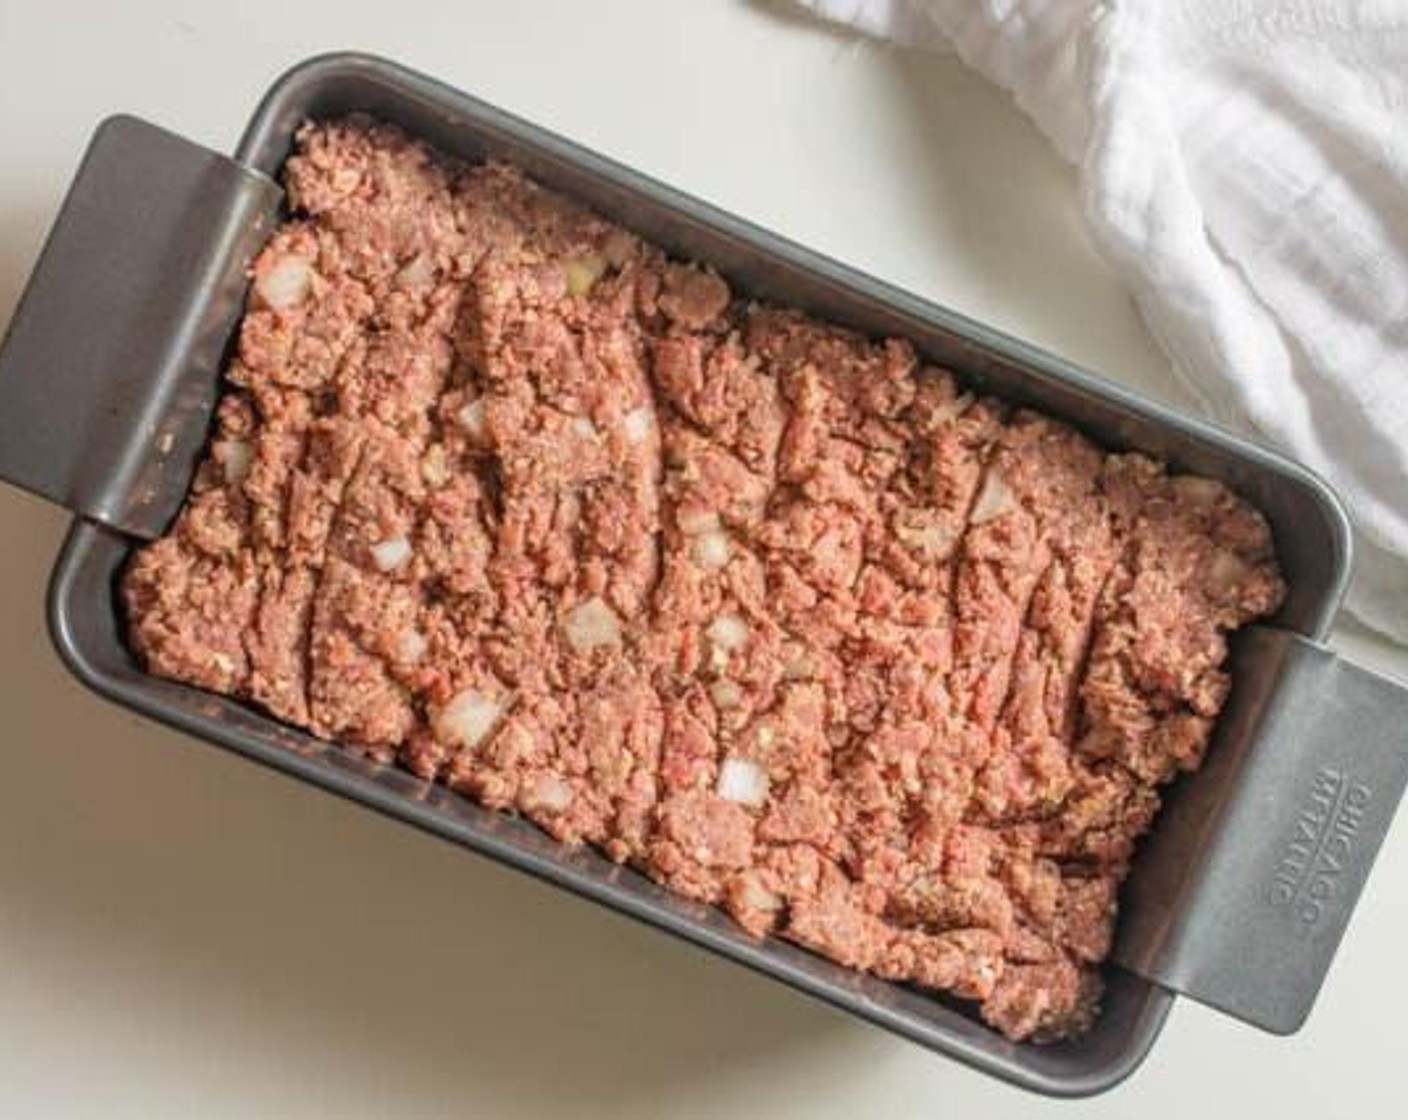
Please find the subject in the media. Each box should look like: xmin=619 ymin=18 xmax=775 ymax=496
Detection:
xmin=707 ymin=612 xmax=749 ymax=653
xmin=526 ymin=773 xmax=574 ymax=813
xmin=331 ymin=167 xmax=361 ymax=194
xmin=895 ymin=509 xmax=963 ymax=557
xmin=710 ymin=679 xmax=743 ymax=710
xmin=397 ymin=253 xmax=436 ymax=290
xmin=214 ymin=439 xmax=253 ymax=485
xmin=1208 ymin=550 xmax=1248 ymax=596
xmin=433 ymin=689 xmax=505 ymax=749
xmin=734 ymin=870 xmax=782 ymax=915
xmin=1170 ymin=474 xmax=1225 ymax=509
xmin=779 ymin=645 xmax=812 ymax=681
xmin=571 ymin=416 xmax=599 ymax=440
xmin=457 ymin=397 xmax=486 ymax=439
xmin=256 ymin=254 xmax=313 ymax=310
xmin=692 ymin=529 xmax=731 ymax=571
xmin=622 ymin=406 xmax=653 ymax=443
xmin=970 ymin=473 xmax=1016 ymax=525
xmin=717 ymin=757 xmax=769 ymax=807
xmin=421 ymin=443 xmax=451 ymax=487
xmin=563 ymin=596 xmax=621 ymax=651
xmin=677 ymin=507 xmax=721 ymax=536
xmin=564 ymin=253 xmax=606 ymax=296
xmin=370 ymin=536 xmax=412 ymax=572
xmin=397 ymin=628 xmax=428 ymax=664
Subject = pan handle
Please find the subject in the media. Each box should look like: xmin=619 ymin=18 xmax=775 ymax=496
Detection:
xmin=0 ymin=115 xmax=281 ymax=539
xmin=1114 ymin=625 xmax=1408 ymax=1034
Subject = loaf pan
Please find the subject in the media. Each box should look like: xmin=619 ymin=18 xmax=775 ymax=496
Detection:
xmin=3 ymin=53 xmax=1407 ymax=1097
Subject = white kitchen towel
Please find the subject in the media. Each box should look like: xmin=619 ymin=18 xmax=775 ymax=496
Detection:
xmin=798 ymin=0 xmax=1408 ymax=642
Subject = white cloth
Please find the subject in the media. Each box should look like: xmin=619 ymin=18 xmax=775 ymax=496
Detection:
xmin=799 ymin=0 xmax=1408 ymax=641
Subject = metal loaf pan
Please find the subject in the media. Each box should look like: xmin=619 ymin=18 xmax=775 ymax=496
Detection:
xmin=3 ymin=53 xmax=1408 ymax=1097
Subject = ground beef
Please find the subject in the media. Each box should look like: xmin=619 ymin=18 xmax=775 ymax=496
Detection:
xmin=121 ymin=117 xmax=1286 ymax=1043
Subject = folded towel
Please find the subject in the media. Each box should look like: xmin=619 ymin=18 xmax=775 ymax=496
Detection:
xmin=799 ymin=0 xmax=1408 ymax=641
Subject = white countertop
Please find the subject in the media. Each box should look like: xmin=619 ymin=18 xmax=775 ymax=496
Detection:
xmin=2 ymin=2 xmax=1406 ymax=1115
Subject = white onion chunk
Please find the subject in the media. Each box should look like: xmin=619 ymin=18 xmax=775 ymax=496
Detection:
xmin=707 ymin=612 xmax=749 ymax=653
xmin=564 ymin=597 xmax=622 ymax=651
xmin=971 ymin=472 xmax=1016 ymax=525
xmin=370 ymin=536 xmax=412 ymax=572
xmin=693 ymin=530 xmax=731 ymax=571
xmin=433 ymin=689 xmax=504 ymax=749
xmin=457 ymin=398 xmax=486 ymax=439
xmin=214 ymin=439 xmax=253 ymax=485
xmin=256 ymin=254 xmax=313 ymax=310
xmin=717 ymin=758 xmax=769 ymax=807
xmin=622 ymin=407 xmax=653 ymax=443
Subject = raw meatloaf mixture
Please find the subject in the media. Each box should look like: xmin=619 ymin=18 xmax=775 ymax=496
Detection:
xmin=123 ymin=117 xmax=1286 ymax=1041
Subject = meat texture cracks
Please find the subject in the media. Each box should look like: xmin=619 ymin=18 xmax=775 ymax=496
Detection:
xmin=123 ymin=117 xmax=1285 ymax=1041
